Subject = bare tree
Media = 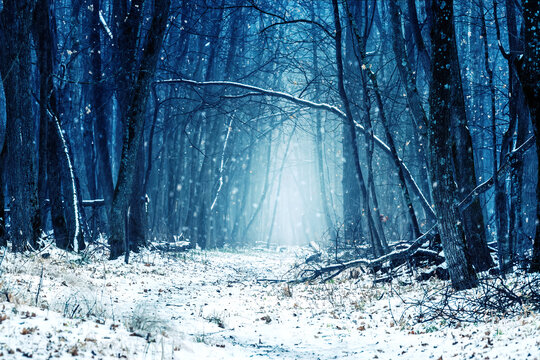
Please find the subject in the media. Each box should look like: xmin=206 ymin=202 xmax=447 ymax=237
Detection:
xmin=0 ymin=0 xmax=41 ymax=251
xmin=109 ymin=0 xmax=171 ymax=260
xmin=428 ymin=0 xmax=477 ymax=290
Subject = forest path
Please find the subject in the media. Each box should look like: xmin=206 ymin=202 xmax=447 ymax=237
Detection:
xmin=149 ymin=248 xmax=380 ymax=359
xmin=113 ymin=248 xmax=539 ymax=360
xmin=0 ymin=247 xmax=539 ymax=359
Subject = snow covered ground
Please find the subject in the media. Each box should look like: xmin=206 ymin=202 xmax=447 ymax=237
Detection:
xmin=0 ymin=245 xmax=539 ymax=359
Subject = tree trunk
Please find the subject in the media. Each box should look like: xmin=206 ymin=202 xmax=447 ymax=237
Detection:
xmin=515 ymin=0 xmax=540 ymax=272
xmin=33 ymin=0 xmax=63 ymax=248
xmin=504 ymin=0 xmax=529 ymax=264
xmin=109 ymin=0 xmax=170 ymax=260
xmin=244 ymin=134 xmax=273 ymax=238
xmin=0 ymin=0 xmax=41 ymax=251
xmin=447 ymin=0 xmax=493 ymax=272
xmin=370 ymin=74 xmax=421 ymax=239
xmin=387 ymin=0 xmax=432 ymax=206
xmin=332 ymin=0 xmax=384 ymax=257
xmin=348 ymin=2 xmax=422 ymax=240
xmin=0 ymin=78 xmax=5 ymax=247
xmin=405 ymin=0 xmax=431 ymax=77
xmin=350 ymin=0 xmax=389 ymax=252
xmin=165 ymin=117 xmax=181 ymax=238
xmin=0 ymin=143 xmax=6 ymax=247
xmin=342 ymin=117 xmax=366 ymax=244
xmin=37 ymin=71 xmax=49 ymax=230
xmin=428 ymin=0 xmax=477 ymax=290
xmin=230 ymin=146 xmax=252 ymax=247
xmin=479 ymin=0 xmax=510 ymax=273
xmin=90 ymin=0 xmax=114 ymax=220
xmin=33 ymin=0 xmax=86 ymax=252
xmin=182 ymin=120 xmax=203 ymax=248
xmin=127 ymin=140 xmax=147 ymax=253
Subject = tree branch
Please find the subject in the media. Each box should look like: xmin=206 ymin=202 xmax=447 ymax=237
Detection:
xmin=458 ymin=135 xmax=534 ymax=211
xmin=154 ymin=78 xmax=436 ymax=219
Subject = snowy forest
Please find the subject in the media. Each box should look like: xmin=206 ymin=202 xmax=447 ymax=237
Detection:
xmin=0 ymin=0 xmax=539 ymax=358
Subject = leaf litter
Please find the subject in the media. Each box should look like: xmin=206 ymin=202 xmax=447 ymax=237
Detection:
xmin=0 ymin=244 xmax=538 ymax=359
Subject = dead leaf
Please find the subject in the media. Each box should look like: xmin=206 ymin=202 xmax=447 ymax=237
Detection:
xmin=21 ymin=327 xmax=36 ymax=335
xmin=68 ymin=345 xmax=78 ymax=356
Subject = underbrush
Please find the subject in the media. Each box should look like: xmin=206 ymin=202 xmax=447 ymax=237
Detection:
xmin=126 ymin=302 xmax=169 ymax=339
xmin=404 ymin=273 xmax=540 ymax=324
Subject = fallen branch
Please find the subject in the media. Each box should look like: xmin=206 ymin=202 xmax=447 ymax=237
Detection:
xmin=293 ymin=225 xmax=438 ymax=283
xmin=35 ymin=264 xmax=44 ymax=306
xmin=256 ymin=278 xmax=288 ymax=283
xmin=405 ymin=273 xmax=540 ymax=323
xmin=413 ymin=248 xmax=445 ymax=264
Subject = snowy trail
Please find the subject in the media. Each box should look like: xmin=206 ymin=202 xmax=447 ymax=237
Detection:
xmin=0 ymin=247 xmax=539 ymax=359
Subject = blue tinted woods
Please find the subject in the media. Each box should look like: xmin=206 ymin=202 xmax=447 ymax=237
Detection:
xmin=0 ymin=0 xmax=538 ymax=289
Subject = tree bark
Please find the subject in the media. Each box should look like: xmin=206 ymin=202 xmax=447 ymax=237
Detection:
xmin=33 ymin=0 xmax=64 ymax=248
xmin=90 ymin=0 xmax=114 ymax=219
xmin=428 ymin=0 xmax=477 ymax=290
xmin=34 ymin=0 xmax=86 ymax=252
xmin=447 ymin=0 xmax=493 ymax=272
xmin=0 ymin=142 xmax=6 ymax=247
xmin=504 ymin=0 xmax=530 ymax=263
xmin=387 ymin=0 xmax=432 ymax=203
xmin=0 ymin=0 xmax=41 ymax=251
xmin=39 ymin=4 xmax=83 ymax=250
xmin=0 ymin=78 xmax=4 ymax=247
xmin=342 ymin=114 xmax=366 ymax=244
xmin=514 ymin=0 xmax=540 ymax=272
xmin=351 ymin=1 xmax=389 ymax=252
xmin=405 ymin=0 xmax=431 ymax=77
xmin=109 ymin=0 xmax=170 ymax=260
xmin=127 ymin=140 xmax=147 ymax=253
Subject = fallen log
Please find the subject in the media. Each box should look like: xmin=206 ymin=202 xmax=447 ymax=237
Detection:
xmin=292 ymin=225 xmax=438 ymax=283
xmin=416 ymin=266 xmax=449 ymax=281
xmin=411 ymin=248 xmax=445 ymax=265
